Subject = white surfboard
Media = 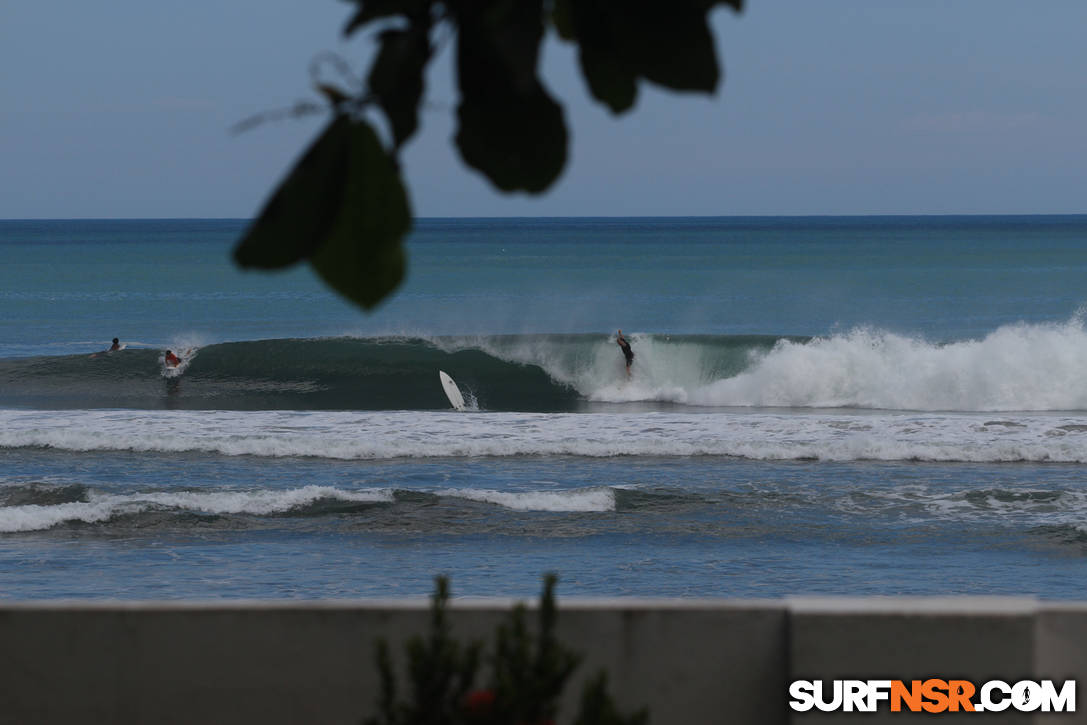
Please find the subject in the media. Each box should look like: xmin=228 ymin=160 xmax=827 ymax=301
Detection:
xmin=439 ymin=370 xmax=466 ymax=411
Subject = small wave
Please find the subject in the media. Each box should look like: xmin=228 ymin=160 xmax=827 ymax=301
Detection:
xmin=0 ymin=485 xmax=395 ymax=533
xmin=0 ymin=483 xmax=617 ymax=533
xmin=0 ymin=482 xmax=89 ymax=507
xmin=1031 ymin=523 xmax=1087 ymax=544
xmin=0 ymin=500 xmax=118 ymax=533
xmin=104 ymin=485 xmax=394 ymax=515
xmin=444 ymin=487 xmax=615 ymax=512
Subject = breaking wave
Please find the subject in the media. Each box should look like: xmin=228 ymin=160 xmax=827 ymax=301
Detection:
xmin=0 ymin=481 xmax=618 ymax=533
xmin=4 ymin=318 xmax=1087 ymax=412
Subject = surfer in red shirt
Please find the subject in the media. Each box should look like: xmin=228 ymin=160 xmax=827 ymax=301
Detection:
xmin=164 ymin=350 xmax=181 ymax=368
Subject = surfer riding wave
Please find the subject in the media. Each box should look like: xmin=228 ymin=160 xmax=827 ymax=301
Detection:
xmin=616 ymin=329 xmax=634 ymax=378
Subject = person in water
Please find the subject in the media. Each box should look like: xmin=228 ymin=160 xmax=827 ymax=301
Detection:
xmin=164 ymin=350 xmax=181 ymax=367
xmin=90 ymin=338 xmax=121 ymax=358
xmin=616 ymin=329 xmax=634 ymax=378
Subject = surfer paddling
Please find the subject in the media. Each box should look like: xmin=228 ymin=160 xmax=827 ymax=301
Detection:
xmin=164 ymin=350 xmax=181 ymax=368
xmin=616 ymin=329 xmax=634 ymax=378
xmin=90 ymin=338 xmax=122 ymax=358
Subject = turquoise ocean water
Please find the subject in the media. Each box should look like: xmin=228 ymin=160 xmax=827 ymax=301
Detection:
xmin=3 ymin=216 xmax=1087 ymax=599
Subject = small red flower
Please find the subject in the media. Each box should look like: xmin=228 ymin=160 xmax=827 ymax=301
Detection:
xmin=463 ymin=689 xmax=496 ymax=715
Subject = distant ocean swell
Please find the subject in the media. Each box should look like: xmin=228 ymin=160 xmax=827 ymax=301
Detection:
xmin=4 ymin=319 xmax=1087 ymax=412
xmin=3 ymin=410 xmax=1087 ymax=463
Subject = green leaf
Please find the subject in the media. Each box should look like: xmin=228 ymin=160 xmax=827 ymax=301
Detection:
xmin=557 ymin=1 xmax=638 ymax=113
xmin=453 ymin=0 xmax=545 ymax=100
xmin=629 ymin=5 xmax=718 ymax=92
xmin=455 ymin=88 xmax=566 ymax=193
xmin=550 ymin=0 xmax=574 ymax=40
xmin=368 ymin=28 xmax=430 ymax=148
xmin=309 ymin=119 xmax=411 ymax=310
xmin=453 ymin=0 xmax=568 ymax=192
xmin=233 ymin=116 xmax=352 ymax=269
xmin=234 ymin=116 xmax=411 ymax=311
xmin=561 ymin=0 xmax=733 ymax=114
xmin=580 ymin=44 xmax=638 ymax=114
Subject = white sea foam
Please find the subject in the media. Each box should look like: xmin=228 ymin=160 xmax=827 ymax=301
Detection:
xmin=439 ymin=318 xmax=1087 ymax=412
xmin=0 ymin=485 xmax=394 ymax=533
xmin=0 ymin=501 xmax=118 ymax=533
xmin=90 ymin=485 xmax=393 ymax=515
xmin=445 ymin=487 xmax=615 ymax=512
xmin=4 ymin=409 xmax=1087 ymax=463
xmin=0 ymin=481 xmax=610 ymax=532
xmin=689 ymin=321 xmax=1087 ymax=411
xmin=160 ymin=336 xmax=205 ymax=378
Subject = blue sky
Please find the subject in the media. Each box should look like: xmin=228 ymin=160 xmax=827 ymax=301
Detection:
xmin=2 ymin=1 xmax=1085 ymax=218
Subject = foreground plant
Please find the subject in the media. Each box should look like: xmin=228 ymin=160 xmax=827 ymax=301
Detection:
xmin=365 ymin=574 xmax=648 ymax=725
xmin=235 ymin=0 xmax=744 ymax=311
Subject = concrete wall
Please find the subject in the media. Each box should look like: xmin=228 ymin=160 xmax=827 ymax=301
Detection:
xmin=1 ymin=598 xmax=1084 ymax=724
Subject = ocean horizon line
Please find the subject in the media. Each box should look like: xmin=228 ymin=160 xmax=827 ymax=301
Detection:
xmin=3 ymin=212 xmax=1087 ymax=223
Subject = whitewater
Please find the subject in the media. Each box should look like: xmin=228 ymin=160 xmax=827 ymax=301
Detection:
xmin=4 ymin=408 xmax=1087 ymax=463
xmin=471 ymin=316 xmax=1087 ymax=411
